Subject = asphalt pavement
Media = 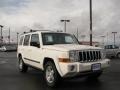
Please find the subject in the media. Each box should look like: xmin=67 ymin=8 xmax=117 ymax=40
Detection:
xmin=0 ymin=52 xmax=120 ymax=90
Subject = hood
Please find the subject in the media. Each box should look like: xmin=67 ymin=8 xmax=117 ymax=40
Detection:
xmin=42 ymin=44 xmax=101 ymax=52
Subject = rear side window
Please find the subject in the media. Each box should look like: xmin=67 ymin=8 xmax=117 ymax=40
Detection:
xmin=23 ymin=35 xmax=30 ymax=46
xmin=19 ymin=36 xmax=24 ymax=45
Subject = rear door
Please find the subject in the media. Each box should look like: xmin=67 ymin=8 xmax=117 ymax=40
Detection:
xmin=22 ymin=34 xmax=31 ymax=64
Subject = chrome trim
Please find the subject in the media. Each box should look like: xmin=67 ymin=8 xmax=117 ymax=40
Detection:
xmin=78 ymin=50 xmax=102 ymax=63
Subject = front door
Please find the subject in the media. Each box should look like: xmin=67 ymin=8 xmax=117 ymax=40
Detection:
xmin=29 ymin=34 xmax=42 ymax=68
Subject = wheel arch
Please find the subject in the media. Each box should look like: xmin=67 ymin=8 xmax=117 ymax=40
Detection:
xmin=43 ymin=57 xmax=62 ymax=77
xmin=117 ymin=52 xmax=120 ymax=58
xmin=18 ymin=53 xmax=22 ymax=60
xmin=43 ymin=57 xmax=55 ymax=68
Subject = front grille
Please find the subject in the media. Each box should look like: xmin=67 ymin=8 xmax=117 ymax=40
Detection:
xmin=79 ymin=50 xmax=101 ymax=62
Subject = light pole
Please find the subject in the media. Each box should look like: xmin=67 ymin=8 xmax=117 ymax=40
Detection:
xmin=101 ymin=35 xmax=105 ymax=47
xmin=60 ymin=19 xmax=70 ymax=32
xmin=8 ymin=28 xmax=11 ymax=44
xmin=106 ymin=32 xmax=109 ymax=45
xmin=0 ymin=25 xmax=3 ymax=44
xmin=112 ymin=32 xmax=117 ymax=46
xmin=17 ymin=32 xmax=19 ymax=44
xmin=89 ymin=0 xmax=93 ymax=46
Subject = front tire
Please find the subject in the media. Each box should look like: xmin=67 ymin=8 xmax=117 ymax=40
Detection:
xmin=18 ymin=57 xmax=28 ymax=73
xmin=44 ymin=61 xmax=61 ymax=87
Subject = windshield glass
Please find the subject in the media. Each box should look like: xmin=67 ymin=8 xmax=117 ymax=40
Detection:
xmin=42 ymin=33 xmax=79 ymax=45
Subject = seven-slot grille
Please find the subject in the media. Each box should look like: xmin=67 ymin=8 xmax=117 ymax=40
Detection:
xmin=79 ymin=50 xmax=101 ymax=62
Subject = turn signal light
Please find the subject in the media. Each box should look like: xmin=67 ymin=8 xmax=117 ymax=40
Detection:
xmin=59 ymin=58 xmax=71 ymax=63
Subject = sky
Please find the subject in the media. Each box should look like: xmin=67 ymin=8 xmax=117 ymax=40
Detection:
xmin=0 ymin=0 xmax=120 ymax=45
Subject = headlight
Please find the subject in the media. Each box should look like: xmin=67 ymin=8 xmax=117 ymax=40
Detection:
xmin=69 ymin=50 xmax=79 ymax=62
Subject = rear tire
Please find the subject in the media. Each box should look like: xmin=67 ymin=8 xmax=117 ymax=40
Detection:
xmin=44 ymin=61 xmax=61 ymax=87
xmin=18 ymin=57 xmax=28 ymax=73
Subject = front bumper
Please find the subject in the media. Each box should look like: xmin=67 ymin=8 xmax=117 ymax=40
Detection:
xmin=59 ymin=59 xmax=110 ymax=78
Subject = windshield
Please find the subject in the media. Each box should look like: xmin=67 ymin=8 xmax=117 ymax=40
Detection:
xmin=42 ymin=33 xmax=79 ymax=45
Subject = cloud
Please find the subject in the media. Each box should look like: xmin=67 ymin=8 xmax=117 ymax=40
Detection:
xmin=0 ymin=0 xmax=26 ymax=7
xmin=0 ymin=0 xmax=120 ymax=44
xmin=0 ymin=0 xmax=89 ymax=26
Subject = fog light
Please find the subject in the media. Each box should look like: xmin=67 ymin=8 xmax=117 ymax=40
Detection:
xmin=68 ymin=65 xmax=77 ymax=72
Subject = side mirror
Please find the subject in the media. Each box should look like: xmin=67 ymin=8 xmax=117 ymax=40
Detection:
xmin=30 ymin=42 xmax=40 ymax=48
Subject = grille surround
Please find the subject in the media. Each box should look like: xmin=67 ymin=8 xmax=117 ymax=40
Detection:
xmin=78 ymin=50 xmax=102 ymax=63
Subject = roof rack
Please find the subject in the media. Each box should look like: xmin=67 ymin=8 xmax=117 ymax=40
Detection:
xmin=30 ymin=29 xmax=54 ymax=32
xmin=23 ymin=29 xmax=55 ymax=34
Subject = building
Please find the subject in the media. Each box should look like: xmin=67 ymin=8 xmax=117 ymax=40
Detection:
xmin=79 ymin=41 xmax=100 ymax=47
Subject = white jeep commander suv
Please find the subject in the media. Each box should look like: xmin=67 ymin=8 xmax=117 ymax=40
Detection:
xmin=17 ymin=30 xmax=110 ymax=87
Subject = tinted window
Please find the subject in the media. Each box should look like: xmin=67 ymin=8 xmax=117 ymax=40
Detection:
xmin=30 ymin=34 xmax=40 ymax=46
xmin=109 ymin=45 xmax=113 ymax=49
xmin=113 ymin=45 xmax=119 ymax=49
xmin=19 ymin=36 xmax=24 ymax=45
xmin=23 ymin=35 xmax=30 ymax=46
xmin=105 ymin=45 xmax=119 ymax=49
xmin=42 ymin=33 xmax=79 ymax=45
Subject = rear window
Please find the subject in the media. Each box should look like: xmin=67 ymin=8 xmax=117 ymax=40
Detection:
xmin=23 ymin=35 xmax=30 ymax=46
xmin=19 ymin=36 xmax=24 ymax=45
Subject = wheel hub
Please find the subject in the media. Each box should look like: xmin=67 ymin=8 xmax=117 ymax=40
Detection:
xmin=46 ymin=66 xmax=54 ymax=83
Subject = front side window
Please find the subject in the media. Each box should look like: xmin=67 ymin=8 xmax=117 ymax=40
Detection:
xmin=30 ymin=34 xmax=40 ymax=47
xmin=23 ymin=35 xmax=30 ymax=46
xmin=42 ymin=33 xmax=79 ymax=45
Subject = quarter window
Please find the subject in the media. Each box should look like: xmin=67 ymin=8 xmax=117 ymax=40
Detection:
xmin=19 ymin=36 xmax=24 ymax=45
xmin=23 ymin=35 xmax=30 ymax=46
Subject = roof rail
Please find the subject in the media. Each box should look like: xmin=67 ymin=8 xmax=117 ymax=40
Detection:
xmin=30 ymin=29 xmax=54 ymax=32
xmin=22 ymin=29 xmax=55 ymax=34
xmin=23 ymin=31 xmax=29 ymax=34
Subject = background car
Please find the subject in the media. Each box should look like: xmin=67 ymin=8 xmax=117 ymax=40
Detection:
xmin=104 ymin=45 xmax=120 ymax=58
xmin=0 ymin=44 xmax=17 ymax=52
xmin=0 ymin=46 xmax=6 ymax=52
